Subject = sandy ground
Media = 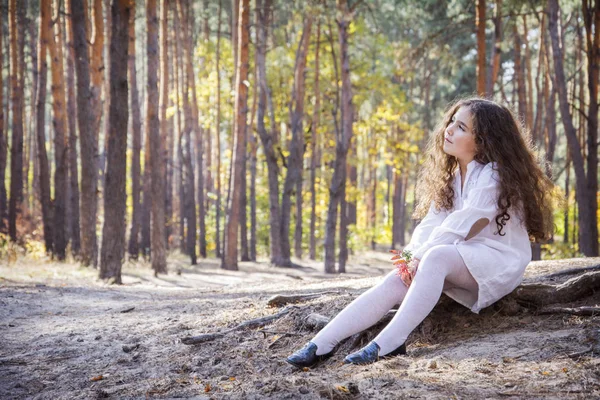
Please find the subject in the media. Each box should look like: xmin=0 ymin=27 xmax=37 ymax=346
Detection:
xmin=0 ymin=252 xmax=599 ymax=399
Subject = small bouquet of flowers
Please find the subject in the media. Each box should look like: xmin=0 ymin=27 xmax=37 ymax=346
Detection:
xmin=389 ymin=249 xmax=414 ymax=284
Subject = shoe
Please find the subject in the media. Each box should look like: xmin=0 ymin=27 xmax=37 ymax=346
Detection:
xmin=286 ymin=342 xmax=335 ymax=369
xmin=344 ymin=341 xmax=406 ymax=365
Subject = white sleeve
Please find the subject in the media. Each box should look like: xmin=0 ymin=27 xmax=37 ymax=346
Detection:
xmin=412 ymin=165 xmax=500 ymax=260
xmin=403 ymin=201 xmax=448 ymax=254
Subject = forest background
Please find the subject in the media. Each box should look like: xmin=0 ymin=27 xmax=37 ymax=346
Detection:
xmin=0 ymin=0 xmax=599 ymax=282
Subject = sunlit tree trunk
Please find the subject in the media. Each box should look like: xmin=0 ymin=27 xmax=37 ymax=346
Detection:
xmin=215 ymin=0 xmax=223 ymax=257
xmin=127 ymin=2 xmax=142 ymax=260
xmin=222 ymin=0 xmax=249 ymax=270
xmin=324 ymin=0 xmax=355 ymax=274
xmin=476 ymin=0 xmax=486 ymax=95
xmin=514 ymin=22 xmax=527 ymax=126
xmin=309 ymin=21 xmax=321 ymax=261
xmin=147 ymin=0 xmax=167 ymax=274
xmin=486 ymin=0 xmax=502 ymax=96
xmin=48 ymin=0 xmax=69 ymax=260
xmin=100 ymin=0 xmax=130 ymax=283
xmin=65 ymin=0 xmax=81 ymax=256
xmin=35 ymin=0 xmax=53 ymax=254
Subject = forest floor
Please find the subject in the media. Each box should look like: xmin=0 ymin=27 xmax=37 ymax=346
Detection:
xmin=1 ymin=251 xmax=599 ymax=399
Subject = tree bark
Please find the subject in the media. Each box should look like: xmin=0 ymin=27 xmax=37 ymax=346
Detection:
xmin=48 ymin=0 xmax=68 ymax=260
xmin=548 ymin=0 xmax=598 ymax=256
xmin=581 ymin=0 xmax=599 ymax=256
xmin=281 ymin=16 xmax=313 ymax=266
xmin=215 ymin=0 xmax=223 ymax=258
xmin=324 ymin=1 xmax=354 ymax=274
xmin=90 ymin=0 xmax=105 ymax=140
xmin=176 ymin=0 xmax=197 ymax=265
xmin=99 ymin=0 xmax=130 ymax=283
xmin=65 ymin=0 xmax=81 ymax=256
xmin=35 ymin=0 xmax=53 ymax=254
xmin=309 ymin=21 xmax=321 ymax=261
xmin=8 ymin=0 xmax=26 ymax=242
xmin=72 ymin=0 xmax=98 ymax=267
xmin=222 ymin=0 xmax=250 ymax=270
xmin=486 ymin=0 xmax=503 ymax=96
xmin=147 ymin=0 xmax=167 ymax=274
xmin=514 ymin=22 xmax=527 ymax=126
xmin=0 ymin=5 xmax=6 ymax=234
xmin=127 ymin=2 xmax=142 ymax=260
xmin=476 ymin=0 xmax=486 ymax=95
xmin=255 ymin=0 xmax=283 ymax=266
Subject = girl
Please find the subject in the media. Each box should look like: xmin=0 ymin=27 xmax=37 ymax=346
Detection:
xmin=286 ymin=98 xmax=555 ymax=367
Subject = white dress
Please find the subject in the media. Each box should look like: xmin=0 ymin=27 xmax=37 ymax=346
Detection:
xmin=403 ymin=160 xmax=532 ymax=313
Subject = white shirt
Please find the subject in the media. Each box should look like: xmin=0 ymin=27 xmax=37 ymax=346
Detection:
xmin=404 ymin=160 xmax=532 ymax=313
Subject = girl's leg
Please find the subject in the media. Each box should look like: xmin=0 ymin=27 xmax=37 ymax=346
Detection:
xmin=373 ymin=244 xmax=478 ymax=356
xmin=311 ymin=270 xmax=409 ymax=355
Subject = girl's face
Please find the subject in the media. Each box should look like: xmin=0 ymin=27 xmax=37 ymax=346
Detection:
xmin=443 ymin=106 xmax=477 ymax=165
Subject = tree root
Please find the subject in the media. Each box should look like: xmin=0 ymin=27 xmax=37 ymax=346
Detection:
xmin=513 ymin=271 xmax=600 ymax=307
xmin=181 ymin=305 xmax=298 ymax=345
xmin=267 ymin=291 xmax=340 ymax=307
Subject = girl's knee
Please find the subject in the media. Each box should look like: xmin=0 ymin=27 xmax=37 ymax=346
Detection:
xmin=416 ymin=245 xmax=459 ymax=276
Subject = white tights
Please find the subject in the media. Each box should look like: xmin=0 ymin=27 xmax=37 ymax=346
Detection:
xmin=311 ymin=245 xmax=479 ymax=356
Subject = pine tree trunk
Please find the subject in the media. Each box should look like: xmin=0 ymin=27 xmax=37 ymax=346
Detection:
xmin=476 ymin=0 xmax=486 ymax=95
xmin=548 ymin=0 xmax=598 ymax=256
xmin=324 ymin=1 xmax=354 ymax=274
xmin=514 ymin=23 xmax=527 ymax=126
xmin=147 ymin=0 xmax=167 ymax=274
xmin=36 ymin=0 xmax=53 ymax=254
xmin=486 ymin=0 xmax=503 ymax=96
xmin=215 ymin=0 xmax=223 ymax=258
xmin=255 ymin=0 xmax=283 ymax=265
xmin=523 ymin=16 xmax=534 ymax=132
xmin=0 ymin=22 xmax=7 ymax=234
xmin=8 ymin=0 xmax=25 ymax=242
xmin=100 ymin=0 xmax=130 ymax=283
xmin=309 ymin=21 xmax=321 ymax=261
xmin=281 ymin=16 xmax=313 ymax=267
xmin=65 ymin=0 xmax=81 ymax=256
xmin=222 ymin=0 xmax=249 ymax=270
xmin=176 ymin=0 xmax=196 ymax=265
xmin=90 ymin=0 xmax=104 ymax=142
xmin=581 ymin=0 xmax=600 ymax=256
xmin=48 ymin=0 xmax=69 ymax=260
xmin=72 ymin=0 xmax=98 ymax=266
xmin=338 ymin=183 xmax=348 ymax=273
xmin=127 ymin=3 xmax=142 ymax=260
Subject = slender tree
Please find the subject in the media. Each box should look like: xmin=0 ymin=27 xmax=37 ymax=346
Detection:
xmin=127 ymin=2 xmax=142 ymax=260
xmin=65 ymin=0 xmax=81 ymax=256
xmin=8 ymin=0 xmax=26 ymax=242
xmin=72 ymin=0 xmax=98 ymax=266
xmin=0 ymin=12 xmax=7 ymax=234
xmin=148 ymin=0 xmax=167 ymax=274
xmin=548 ymin=0 xmax=598 ymax=256
xmin=486 ymin=0 xmax=503 ymax=96
xmin=581 ymin=0 xmax=599 ymax=255
xmin=282 ymin=15 xmax=313 ymax=265
xmin=255 ymin=0 xmax=283 ymax=265
xmin=324 ymin=0 xmax=356 ymax=273
xmin=100 ymin=0 xmax=130 ymax=282
xmin=215 ymin=0 xmax=223 ymax=257
xmin=309 ymin=20 xmax=321 ymax=261
xmin=476 ymin=0 xmax=486 ymax=95
xmin=222 ymin=0 xmax=249 ymax=270
xmin=35 ymin=0 xmax=53 ymax=254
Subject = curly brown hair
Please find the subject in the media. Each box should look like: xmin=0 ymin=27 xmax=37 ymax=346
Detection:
xmin=413 ymin=97 xmax=555 ymax=241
